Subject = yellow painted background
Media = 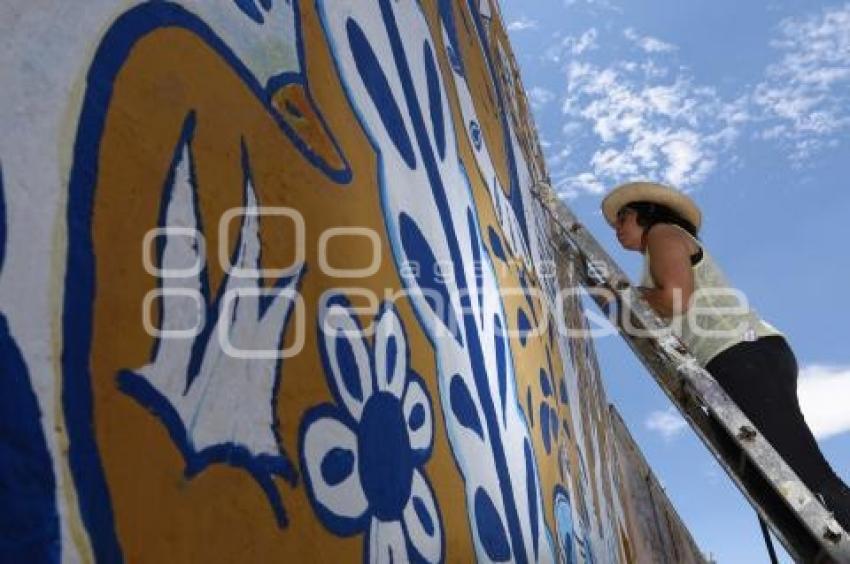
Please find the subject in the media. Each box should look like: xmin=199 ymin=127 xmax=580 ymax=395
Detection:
xmin=76 ymin=1 xmax=633 ymax=561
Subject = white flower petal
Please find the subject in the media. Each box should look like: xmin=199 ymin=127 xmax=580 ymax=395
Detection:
xmin=403 ymin=471 xmax=443 ymax=563
xmin=374 ymin=305 xmax=407 ymax=399
xmin=368 ymin=517 xmax=407 ymax=564
xmin=321 ymin=300 xmax=374 ymax=421
xmin=403 ymin=375 xmax=433 ymax=457
xmin=302 ymin=415 xmax=368 ymax=522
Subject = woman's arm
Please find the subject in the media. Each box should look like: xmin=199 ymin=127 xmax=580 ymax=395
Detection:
xmin=639 ymin=224 xmax=695 ymax=318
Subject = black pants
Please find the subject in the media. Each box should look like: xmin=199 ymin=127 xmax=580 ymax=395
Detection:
xmin=706 ymin=336 xmax=850 ymax=528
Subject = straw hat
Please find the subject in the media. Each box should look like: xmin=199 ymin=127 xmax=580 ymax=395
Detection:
xmin=601 ymin=181 xmax=702 ymax=230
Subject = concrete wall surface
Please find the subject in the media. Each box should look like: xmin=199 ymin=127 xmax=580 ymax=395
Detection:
xmin=0 ymin=1 xmax=705 ymax=562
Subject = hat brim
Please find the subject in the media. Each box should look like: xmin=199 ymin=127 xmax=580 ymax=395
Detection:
xmin=601 ymin=181 xmax=702 ymax=230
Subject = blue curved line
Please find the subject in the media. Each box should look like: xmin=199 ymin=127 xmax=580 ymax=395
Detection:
xmin=266 ymin=72 xmax=307 ymax=118
xmin=519 ymin=270 xmax=539 ymax=327
xmin=375 ymin=300 xmax=413 ymax=397
xmin=315 ymin=293 xmax=375 ymax=429
xmin=64 ymin=3 xmax=338 ymax=558
xmin=525 ymin=440 xmax=539 ymax=559
xmin=406 ymin=371 xmax=434 ymax=463
xmin=437 ymin=0 xmax=465 ymax=76
xmin=314 ymin=1 xmax=553 ymax=560
xmin=423 ymin=41 xmax=446 ymax=161
xmin=347 ymin=18 xmax=417 ymax=170
xmin=184 ymin=136 xmax=304 ymax=392
xmin=183 ymin=134 xmax=250 ymax=390
xmin=0 ymin=166 xmax=5 ymax=271
xmin=287 ymin=0 xmax=353 ymax=183
xmin=118 ymin=125 xmax=306 ymax=523
xmin=298 ymin=403 xmax=371 ymax=537
xmin=0 ymin=312 xmax=61 ymax=563
xmin=375 ymin=1 xmax=528 ymax=560
xmin=400 ymin=471 xmax=446 ymax=564
xmin=147 ymin=112 xmax=208 ymax=371
xmin=117 ymin=371 xmax=296 ymax=526
xmin=463 ymin=0 xmax=529 ymax=248
xmin=233 ymin=0 xmax=266 ymax=24
xmin=465 ymin=207 xmax=484 ymax=326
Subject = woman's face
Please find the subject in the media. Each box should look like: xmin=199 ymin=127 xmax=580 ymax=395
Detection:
xmin=614 ymin=207 xmax=645 ymax=252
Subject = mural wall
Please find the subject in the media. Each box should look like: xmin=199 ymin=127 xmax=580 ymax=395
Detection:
xmin=609 ymin=408 xmax=708 ymax=564
xmin=0 ymin=0 xmax=702 ymax=562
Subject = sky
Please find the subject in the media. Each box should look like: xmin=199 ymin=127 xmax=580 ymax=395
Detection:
xmin=501 ymin=1 xmax=850 ymax=562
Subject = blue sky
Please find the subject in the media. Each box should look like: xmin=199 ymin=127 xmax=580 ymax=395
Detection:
xmin=501 ymin=1 xmax=850 ymax=561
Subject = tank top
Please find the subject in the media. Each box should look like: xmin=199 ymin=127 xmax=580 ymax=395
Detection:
xmin=639 ymin=224 xmax=783 ymax=367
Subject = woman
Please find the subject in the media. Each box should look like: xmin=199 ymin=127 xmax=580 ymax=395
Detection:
xmin=601 ymin=181 xmax=850 ymax=530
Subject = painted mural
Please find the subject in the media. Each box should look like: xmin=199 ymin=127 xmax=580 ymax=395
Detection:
xmin=0 ymin=0 xmax=702 ymax=562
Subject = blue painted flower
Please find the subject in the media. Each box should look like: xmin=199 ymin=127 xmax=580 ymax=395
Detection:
xmin=300 ymin=296 xmax=443 ymax=563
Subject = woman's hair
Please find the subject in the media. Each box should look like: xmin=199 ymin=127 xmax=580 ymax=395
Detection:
xmin=622 ymin=201 xmax=699 ymax=238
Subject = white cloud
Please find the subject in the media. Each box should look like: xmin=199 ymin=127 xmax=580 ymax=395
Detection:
xmin=660 ymin=135 xmax=704 ymax=187
xmin=555 ymin=172 xmax=605 ymax=199
xmin=623 ymin=28 xmax=677 ymax=53
xmin=563 ymin=0 xmax=622 ymax=13
xmin=561 ymin=121 xmax=583 ymax=136
xmin=554 ymin=59 xmax=740 ymax=195
xmin=798 ymin=364 xmax=850 ymax=441
xmin=645 ymin=407 xmax=688 ymax=441
xmin=572 ymin=28 xmax=599 ymax=55
xmin=526 ymin=86 xmax=556 ymax=110
xmin=536 ymin=5 xmax=850 ymax=199
xmin=543 ymin=28 xmax=598 ymax=63
xmin=753 ymin=4 xmax=850 ymax=161
xmin=547 ymin=146 xmax=573 ymax=167
xmin=507 ymin=16 xmax=539 ymax=32
xmin=642 ymin=365 xmax=850 ymax=443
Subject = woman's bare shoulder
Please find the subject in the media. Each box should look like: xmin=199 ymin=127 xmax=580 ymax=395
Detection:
xmin=646 ymin=223 xmax=699 ymax=254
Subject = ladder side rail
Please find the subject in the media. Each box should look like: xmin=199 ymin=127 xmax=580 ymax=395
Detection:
xmin=533 ymin=183 xmax=850 ymax=563
xmin=556 ymin=247 xmax=834 ymax=562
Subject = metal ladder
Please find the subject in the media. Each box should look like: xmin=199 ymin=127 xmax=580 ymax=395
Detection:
xmin=530 ymin=181 xmax=850 ymax=563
